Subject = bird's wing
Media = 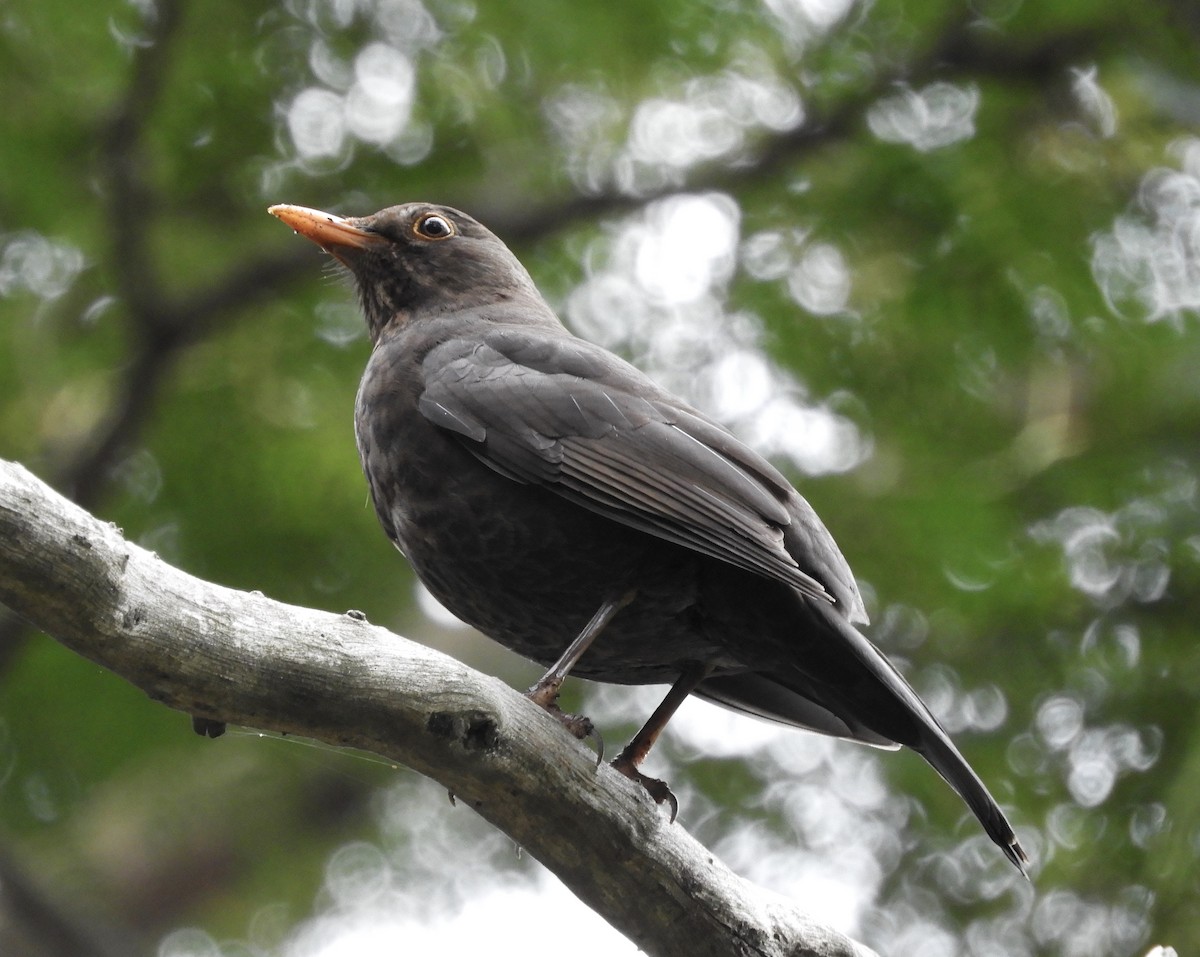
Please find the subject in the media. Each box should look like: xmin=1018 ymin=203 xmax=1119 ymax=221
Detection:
xmin=692 ymin=672 xmax=899 ymax=747
xmin=418 ymin=329 xmax=865 ymax=616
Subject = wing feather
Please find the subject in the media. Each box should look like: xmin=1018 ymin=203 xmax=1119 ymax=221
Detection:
xmin=418 ymin=331 xmax=863 ymax=611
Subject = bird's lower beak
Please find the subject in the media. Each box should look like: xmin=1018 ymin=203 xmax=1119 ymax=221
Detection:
xmin=268 ymin=205 xmax=386 ymax=261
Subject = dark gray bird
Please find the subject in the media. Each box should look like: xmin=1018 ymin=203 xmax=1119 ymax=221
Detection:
xmin=269 ymin=201 xmax=1027 ymax=872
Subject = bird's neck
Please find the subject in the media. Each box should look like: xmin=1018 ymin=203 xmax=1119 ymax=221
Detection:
xmin=366 ymin=297 xmax=565 ymax=347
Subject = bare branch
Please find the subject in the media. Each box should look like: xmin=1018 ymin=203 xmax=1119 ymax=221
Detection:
xmin=53 ymin=248 xmax=315 ymax=508
xmin=0 ymin=459 xmax=877 ymax=957
xmin=483 ymin=23 xmax=1102 ymax=244
xmin=99 ymin=0 xmax=187 ymax=331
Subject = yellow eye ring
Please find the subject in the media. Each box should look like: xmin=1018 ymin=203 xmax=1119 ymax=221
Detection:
xmin=413 ymin=212 xmax=456 ymax=241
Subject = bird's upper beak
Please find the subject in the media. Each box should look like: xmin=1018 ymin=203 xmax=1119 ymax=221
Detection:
xmin=268 ymin=204 xmax=387 ymax=263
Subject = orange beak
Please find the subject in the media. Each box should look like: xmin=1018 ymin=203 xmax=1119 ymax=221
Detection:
xmin=268 ymin=204 xmax=387 ymax=262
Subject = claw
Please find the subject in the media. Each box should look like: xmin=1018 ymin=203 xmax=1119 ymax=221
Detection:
xmin=544 ymin=701 xmax=603 ymax=756
xmin=525 ymin=686 xmax=605 ymax=764
xmin=549 ymin=706 xmax=595 ymax=742
xmin=587 ymin=724 xmax=605 ymax=767
xmin=611 ymin=754 xmax=679 ymax=822
xmin=558 ymin=711 xmax=605 ymax=765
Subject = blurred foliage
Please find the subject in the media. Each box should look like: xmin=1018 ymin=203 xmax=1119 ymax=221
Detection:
xmin=2 ymin=0 xmax=1199 ymax=954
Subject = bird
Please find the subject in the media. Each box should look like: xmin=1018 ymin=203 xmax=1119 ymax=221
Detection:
xmin=269 ymin=200 xmax=1027 ymax=872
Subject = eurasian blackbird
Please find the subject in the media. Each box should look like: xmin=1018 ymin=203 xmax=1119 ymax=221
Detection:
xmin=269 ymin=201 xmax=1027 ymax=872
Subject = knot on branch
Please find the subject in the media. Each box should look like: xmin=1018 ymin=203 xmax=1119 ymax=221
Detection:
xmin=426 ymin=709 xmax=500 ymax=752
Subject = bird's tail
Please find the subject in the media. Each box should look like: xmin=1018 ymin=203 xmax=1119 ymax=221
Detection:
xmin=811 ymin=602 xmax=1028 ymax=873
xmin=915 ymin=722 xmax=1029 ymax=874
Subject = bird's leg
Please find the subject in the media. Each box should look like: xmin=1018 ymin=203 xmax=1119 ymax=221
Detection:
xmin=526 ymin=589 xmax=636 ymax=746
xmin=612 ymin=661 xmax=711 ymax=822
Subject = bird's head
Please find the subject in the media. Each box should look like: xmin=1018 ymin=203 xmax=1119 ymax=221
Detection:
xmin=269 ymin=202 xmax=551 ymax=340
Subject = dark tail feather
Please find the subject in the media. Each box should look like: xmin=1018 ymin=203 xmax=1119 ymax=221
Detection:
xmin=914 ymin=722 xmax=1029 ymax=875
xmin=812 ymin=602 xmax=1029 ymax=874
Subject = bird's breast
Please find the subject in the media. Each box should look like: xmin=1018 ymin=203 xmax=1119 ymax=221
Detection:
xmin=353 ymin=350 xmax=726 ymax=681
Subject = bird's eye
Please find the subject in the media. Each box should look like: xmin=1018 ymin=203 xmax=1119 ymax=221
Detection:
xmin=413 ymin=213 xmax=456 ymax=241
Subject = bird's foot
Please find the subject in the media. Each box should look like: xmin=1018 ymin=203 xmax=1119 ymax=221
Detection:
xmin=545 ymin=703 xmax=597 ymax=742
xmin=524 ymin=687 xmax=605 ymax=763
xmin=524 ymin=677 xmax=563 ymax=711
xmin=611 ymin=754 xmax=679 ymax=823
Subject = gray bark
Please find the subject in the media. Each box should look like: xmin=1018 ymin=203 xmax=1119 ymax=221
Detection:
xmin=0 ymin=458 xmax=876 ymax=957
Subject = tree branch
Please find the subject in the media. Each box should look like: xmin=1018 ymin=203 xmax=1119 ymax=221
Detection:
xmin=0 ymin=458 xmax=876 ymax=957
xmin=484 ymin=22 xmax=1103 ymax=244
xmin=99 ymin=0 xmax=186 ymax=332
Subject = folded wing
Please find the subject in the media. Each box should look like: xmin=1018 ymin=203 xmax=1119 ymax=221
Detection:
xmin=417 ymin=329 xmax=866 ymax=620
